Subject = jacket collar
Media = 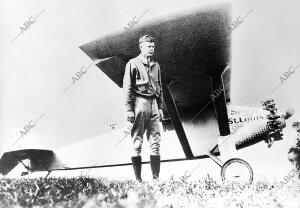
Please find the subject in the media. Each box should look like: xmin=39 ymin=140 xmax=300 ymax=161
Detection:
xmin=137 ymin=54 xmax=156 ymax=67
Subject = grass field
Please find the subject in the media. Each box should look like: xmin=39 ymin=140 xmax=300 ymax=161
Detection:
xmin=0 ymin=175 xmax=299 ymax=208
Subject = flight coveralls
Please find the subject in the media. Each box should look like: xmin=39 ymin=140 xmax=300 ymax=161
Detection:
xmin=123 ymin=53 xmax=163 ymax=180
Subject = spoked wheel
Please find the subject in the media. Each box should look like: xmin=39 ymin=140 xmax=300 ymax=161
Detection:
xmin=221 ymin=158 xmax=253 ymax=185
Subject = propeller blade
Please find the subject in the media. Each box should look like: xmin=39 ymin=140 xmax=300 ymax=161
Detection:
xmin=285 ymin=108 xmax=295 ymax=119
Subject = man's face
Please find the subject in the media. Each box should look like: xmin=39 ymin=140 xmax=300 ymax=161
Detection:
xmin=139 ymin=41 xmax=155 ymax=57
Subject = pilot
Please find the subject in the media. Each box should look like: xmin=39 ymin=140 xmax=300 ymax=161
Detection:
xmin=123 ymin=35 xmax=164 ymax=182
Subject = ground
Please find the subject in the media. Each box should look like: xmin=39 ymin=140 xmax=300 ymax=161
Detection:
xmin=0 ymin=175 xmax=299 ymax=208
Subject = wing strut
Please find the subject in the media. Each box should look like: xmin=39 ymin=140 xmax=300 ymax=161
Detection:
xmin=209 ymin=74 xmax=230 ymax=136
xmin=163 ymin=83 xmax=194 ymax=159
xmin=209 ymin=67 xmax=236 ymax=163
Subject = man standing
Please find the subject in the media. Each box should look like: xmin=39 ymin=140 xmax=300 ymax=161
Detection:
xmin=123 ymin=35 xmax=164 ymax=182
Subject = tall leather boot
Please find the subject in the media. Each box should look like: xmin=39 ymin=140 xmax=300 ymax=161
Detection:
xmin=150 ymin=155 xmax=160 ymax=180
xmin=131 ymin=156 xmax=142 ymax=182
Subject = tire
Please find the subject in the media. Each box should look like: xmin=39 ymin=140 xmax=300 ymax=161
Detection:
xmin=221 ymin=158 xmax=253 ymax=185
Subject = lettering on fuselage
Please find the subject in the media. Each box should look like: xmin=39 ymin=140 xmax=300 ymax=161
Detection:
xmin=228 ymin=115 xmax=265 ymax=124
xmin=229 ymin=109 xmax=260 ymax=116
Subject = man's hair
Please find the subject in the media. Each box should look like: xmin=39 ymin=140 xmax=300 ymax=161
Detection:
xmin=139 ymin=35 xmax=155 ymax=44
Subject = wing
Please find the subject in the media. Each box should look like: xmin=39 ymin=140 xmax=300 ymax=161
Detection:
xmin=79 ymin=2 xmax=232 ymax=110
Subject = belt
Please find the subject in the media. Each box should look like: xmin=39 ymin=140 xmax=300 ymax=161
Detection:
xmin=135 ymin=93 xmax=156 ymax=100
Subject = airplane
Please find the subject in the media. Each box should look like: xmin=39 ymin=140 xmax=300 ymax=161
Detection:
xmin=0 ymin=2 xmax=295 ymax=184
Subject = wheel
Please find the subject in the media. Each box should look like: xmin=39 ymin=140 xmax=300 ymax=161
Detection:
xmin=221 ymin=158 xmax=253 ymax=185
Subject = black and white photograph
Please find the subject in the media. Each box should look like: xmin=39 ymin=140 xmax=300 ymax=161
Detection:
xmin=0 ymin=0 xmax=300 ymax=207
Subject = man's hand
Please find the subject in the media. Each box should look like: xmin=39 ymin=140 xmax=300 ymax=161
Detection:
xmin=159 ymin=109 xmax=164 ymax=122
xmin=127 ymin=111 xmax=135 ymax=123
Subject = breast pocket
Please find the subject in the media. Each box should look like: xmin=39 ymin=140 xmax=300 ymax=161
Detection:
xmin=135 ymin=70 xmax=149 ymax=93
xmin=149 ymin=72 xmax=161 ymax=95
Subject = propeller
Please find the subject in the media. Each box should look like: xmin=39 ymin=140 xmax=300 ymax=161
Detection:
xmin=261 ymin=100 xmax=294 ymax=147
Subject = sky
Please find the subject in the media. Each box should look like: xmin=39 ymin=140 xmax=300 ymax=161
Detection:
xmin=0 ymin=0 xmax=300 ymax=181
